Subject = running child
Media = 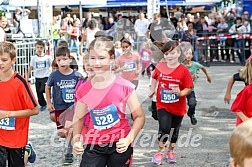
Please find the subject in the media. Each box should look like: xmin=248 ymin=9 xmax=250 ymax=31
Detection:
xmin=45 ymin=46 xmax=81 ymax=165
xmin=115 ymin=39 xmax=140 ymax=89
xmin=149 ymin=40 xmax=193 ymax=165
xmin=139 ymin=42 xmax=152 ymax=78
xmin=229 ymin=119 xmax=252 ymax=167
xmin=182 ymin=42 xmax=212 ymax=125
xmin=0 ymin=42 xmax=39 ymax=167
xmin=58 ymin=40 xmax=79 ymax=71
xmin=72 ymin=37 xmax=145 ymax=167
xmin=27 ymin=40 xmax=52 ymax=111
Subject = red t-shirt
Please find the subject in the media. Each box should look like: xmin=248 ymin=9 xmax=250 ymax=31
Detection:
xmin=231 ymin=84 xmax=252 ymax=126
xmin=116 ymin=54 xmax=140 ymax=81
xmin=70 ymin=27 xmax=79 ymax=39
xmin=0 ymin=72 xmax=37 ymax=148
xmin=76 ymin=76 xmax=134 ymax=144
xmin=152 ymin=63 xmax=193 ymax=116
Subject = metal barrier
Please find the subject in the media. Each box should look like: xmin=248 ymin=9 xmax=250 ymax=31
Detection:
xmin=13 ymin=39 xmax=51 ymax=83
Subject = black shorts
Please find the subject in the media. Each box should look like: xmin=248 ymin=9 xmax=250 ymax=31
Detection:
xmin=80 ymin=142 xmax=133 ymax=167
xmin=0 ymin=145 xmax=25 ymax=167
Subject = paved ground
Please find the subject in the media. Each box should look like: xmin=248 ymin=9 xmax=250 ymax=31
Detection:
xmin=27 ymin=65 xmax=244 ymax=167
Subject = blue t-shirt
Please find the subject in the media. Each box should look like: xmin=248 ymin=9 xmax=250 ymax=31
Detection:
xmin=47 ymin=70 xmax=80 ymax=110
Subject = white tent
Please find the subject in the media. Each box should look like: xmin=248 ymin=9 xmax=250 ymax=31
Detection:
xmin=8 ymin=0 xmax=107 ymax=7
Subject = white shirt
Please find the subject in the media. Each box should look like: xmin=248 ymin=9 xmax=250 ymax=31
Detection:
xmin=85 ymin=27 xmax=99 ymax=47
xmin=134 ymin=18 xmax=149 ymax=36
xmin=30 ymin=55 xmax=52 ymax=78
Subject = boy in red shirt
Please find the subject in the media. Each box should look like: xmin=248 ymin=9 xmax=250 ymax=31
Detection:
xmin=0 ymin=42 xmax=39 ymax=166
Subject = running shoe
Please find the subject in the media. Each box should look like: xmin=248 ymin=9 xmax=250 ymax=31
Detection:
xmin=25 ymin=141 xmax=36 ymax=163
xmin=166 ymin=150 xmax=176 ymax=163
xmin=152 ymin=151 xmax=164 ymax=165
xmin=63 ymin=153 xmax=73 ymax=166
xmin=190 ymin=115 xmax=198 ymax=125
xmin=40 ymin=105 xmax=47 ymax=111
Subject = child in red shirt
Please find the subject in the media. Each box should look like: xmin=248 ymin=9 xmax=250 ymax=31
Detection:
xmin=149 ymin=40 xmax=193 ymax=165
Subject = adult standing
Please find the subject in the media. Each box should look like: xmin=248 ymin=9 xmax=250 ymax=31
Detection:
xmin=80 ymin=19 xmax=99 ymax=55
xmin=181 ymin=21 xmax=199 ymax=61
xmin=147 ymin=13 xmax=168 ymax=43
xmin=134 ymin=13 xmax=149 ymax=52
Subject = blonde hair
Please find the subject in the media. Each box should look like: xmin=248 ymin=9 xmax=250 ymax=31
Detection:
xmin=229 ymin=119 xmax=252 ymax=167
xmin=82 ymin=53 xmax=89 ymax=72
xmin=0 ymin=42 xmax=16 ymax=59
xmin=239 ymin=58 xmax=252 ymax=84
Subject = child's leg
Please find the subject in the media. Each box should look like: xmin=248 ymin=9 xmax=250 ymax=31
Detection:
xmin=50 ymin=111 xmax=56 ymax=122
xmin=152 ymin=109 xmax=173 ymax=165
xmin=165 ymin=114 xmax=183 ymax=163
xmin=187 ymin=91 xmax=197 ymax=125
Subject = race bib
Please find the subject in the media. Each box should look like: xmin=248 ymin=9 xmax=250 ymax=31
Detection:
xmin=62 ymin=88 xmax=75 ymax=103
xmin=90 ymin=104 xmax=120 ymax=130
xmin=0 ymin=118 xmax=15 ymax=130
xmin=123 ymin=61 xmax=136 ymax=72
xmin=142 ymin=52 xmax=150 ymax=61
xmin=36 ymin=61 xmax=46 ymax=69
xmin=161 ymin=88 xmax=179 ymax=103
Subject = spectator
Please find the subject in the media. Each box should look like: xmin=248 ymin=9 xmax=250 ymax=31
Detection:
xmin=193 ymin=15 xmax=203 ymax=36
xmin=229 ymin=17 xmax=246 ymax=65
xmin=134 ymin=12 xmax=149 ymax=52
xmin=82 ymin=12 xmax=93 ymax=30
xmin=80 ymin=19 xmax=99 ymax=55
xmin=0 ymin=16 xmax=7 ymax=42
xmin=60 ymin=18 xmax=69 ymax=41
xmin=181 ymin=21 xmax=199 ymax=61
xmin=68 ymin=20 xmax=80 ymax=60
xmin=116 ymin=14 xmax=125 ymax=41
xmin=147 ymin=13 xmax=168 ymax=43
xmin=217 ymin=18 xmax=229 ymax=62
xmin=52 ymin=17 xmax=60 ymax=54
xmin=170 ymin=13 xmax=178 ymax=28
xmin=105 ymin=17 xmax=117 ymax=39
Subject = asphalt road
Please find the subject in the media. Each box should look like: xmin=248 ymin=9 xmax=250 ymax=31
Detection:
xmin=27 ymin=65 xmax=244 ymax=167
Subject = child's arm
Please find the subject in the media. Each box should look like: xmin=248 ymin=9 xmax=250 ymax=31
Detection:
xmin=201 ymin=67 xmax=212 ymax=83
xmin=224 ymin=76 xmax=235 ymax=104
xmin=172 ymin=87 xmax=192 ymax=97
xmin=236 ymin=112 xmax=249 ymax=122
xmin=149 ymin=78 xmax=157 ymax=98
xmin=72 ymin=101 xmax=87 ymax=155
xmin=27 ymin=66 xmax=33 ymax=81
xmin=116 ymin=90 xmax=145 ymax=153
xmin=45 ymin=85 xmax=55 ymax=111
xmin=0 ymin=106 xmax=39 ymax=119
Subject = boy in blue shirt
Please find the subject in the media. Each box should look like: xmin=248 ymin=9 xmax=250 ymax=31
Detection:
xmin=45 ymin=46 xmax=81 ymax=165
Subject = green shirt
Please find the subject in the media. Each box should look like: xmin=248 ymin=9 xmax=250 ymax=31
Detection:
xmin=184 ymin=61 xmax=203 ymax=88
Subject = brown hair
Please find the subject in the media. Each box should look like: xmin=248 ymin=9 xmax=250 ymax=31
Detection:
xmin=229 ymin=119 xmax=252 ymax=167
xmin=0 ymin=42 xmax=16 ymax=59
xmin=121 ymin=39 xmax=132 ymax=46
xmin=239 ymin=58 xmax=252 ymax=84
xmin=88 ymin=37 xmax=114 ymax=59
xmin=161 ymin=40 xmax=180 ymax=54
xmin=35 ymin=40 xmax=45 ymax=47
xmin=58 ymin=40 xmax=68 ymax=48
xmin=55 ymin=47 xmax=70 ymax=57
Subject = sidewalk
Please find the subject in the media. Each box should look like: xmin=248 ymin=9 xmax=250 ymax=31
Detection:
xmin=28 ymin=65 xmax=244 ymax=167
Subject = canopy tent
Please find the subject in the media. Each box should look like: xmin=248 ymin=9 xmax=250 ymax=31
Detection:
xmin=82 ymin=0 xmax=221 ymax=8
